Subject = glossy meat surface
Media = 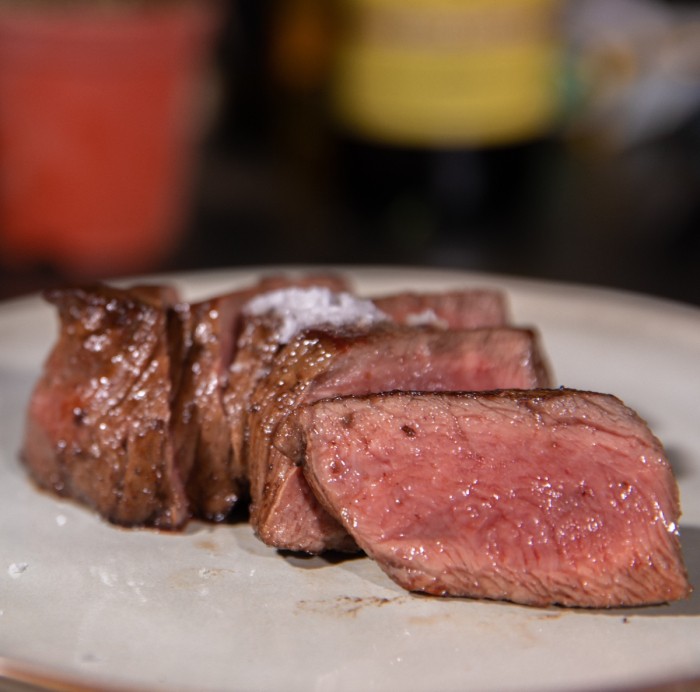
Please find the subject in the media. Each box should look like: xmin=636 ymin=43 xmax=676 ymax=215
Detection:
xmin=250 ymin=326 xmax=553 ymax=553
xmin=298 ymin=390 xmax=691 ymax=607
xmin=21 ymin=284 xmax=189 ymax=529
xmin=172 ymin=291 xmax=248 ymax=521
xmin=219 ymin=276 xmax=355 ymax=503
xmin=22 ymin=274 xmax=353 ymax=528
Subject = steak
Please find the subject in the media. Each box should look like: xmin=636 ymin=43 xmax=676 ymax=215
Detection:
xmin=372 ymin=289 xmax=508 ymax=328
xmin=221 ymin=284 xmax=382 ymax=498
xmin=174 ymin=274 xmax=351 ymax=521
xmin=171 ymin=290 xmax=247 ymax=522
xmin=221 ymin=282 xmax=507 ymax=520
xmin=21 ymin=284 xmax=190 ymax=529
xmin=250 ymin=326 xmax=553 ymax=553
xmin=295 ymin=389 xmax=691 ymax=607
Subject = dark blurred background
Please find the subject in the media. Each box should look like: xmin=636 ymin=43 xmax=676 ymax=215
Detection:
xmin=0 ymin=0 xmax=699 ymax=306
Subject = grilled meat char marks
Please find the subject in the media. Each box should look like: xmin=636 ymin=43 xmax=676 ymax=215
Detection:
xmin=296 ymin=389 xmax=691 ymax=607
xmin=251 ymin=325 xmax=552 ymax=554
xmin=21 ymin=284 xmax=190 ymax=529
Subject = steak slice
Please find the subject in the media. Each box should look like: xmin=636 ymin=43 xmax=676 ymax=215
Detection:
xmin=372 ymin=289 xmax=508 ymax=329
xmin=250 ymin=326 xmax=553 ymax=554
xmin=296 ymin=390 xmax=691 ymax=607
xmin=175 ymin=273 xmax=351 ymax=521
xmin=21 ymin=284 xmax=190 ymax=529
xmin=171 ymin=291 xmax=246 ymax=522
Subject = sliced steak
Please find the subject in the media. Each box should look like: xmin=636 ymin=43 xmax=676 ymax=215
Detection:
xmin=250 ymin=326 xmax=553 ymax=553
xmin=215 ymin=281 xmax=364 ymax=502
xmin=21 ymin=284 xmax=190 ymax=529
xmin=296 ymin=389 xmax=691 ymax=607
xmin=171 ymin=291 xmax=247 ymax=522
xmin=372 ymin=289 xmax=508 ymax=328
xmin=176 ymin=274 xmax=351 ymax=521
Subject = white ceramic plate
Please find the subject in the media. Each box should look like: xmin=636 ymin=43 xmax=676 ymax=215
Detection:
xmin=1 ymin=266 xmax=699 ymax=692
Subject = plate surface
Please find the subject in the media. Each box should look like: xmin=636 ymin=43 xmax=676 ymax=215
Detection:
xmin=1 ymin=266 xmax=699 ymax=692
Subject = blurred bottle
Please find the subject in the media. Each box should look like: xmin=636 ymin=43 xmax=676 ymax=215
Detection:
xmin=328 ymin=0 xmax=566 ymax=266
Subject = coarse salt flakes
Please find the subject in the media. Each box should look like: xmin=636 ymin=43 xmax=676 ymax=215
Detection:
xmin=404 ymin=308 xmax=448 ymax=329
xmin=244 ymin=287 xmax=389 ymax=344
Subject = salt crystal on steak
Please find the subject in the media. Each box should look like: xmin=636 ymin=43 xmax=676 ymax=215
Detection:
xmin=243 ymin=287 xmax=390 ymax=344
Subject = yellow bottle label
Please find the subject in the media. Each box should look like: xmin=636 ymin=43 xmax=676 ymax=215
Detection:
xmin=332 ymin=0 xmax=563 ymax=146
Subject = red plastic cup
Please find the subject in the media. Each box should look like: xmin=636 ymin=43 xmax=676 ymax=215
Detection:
xmin=0 ymin=2 xmax=220 ymax=278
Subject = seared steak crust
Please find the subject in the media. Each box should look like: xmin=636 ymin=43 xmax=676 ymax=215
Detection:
xmin=22 ymin=275 xmax=353 ymax=529
xmin=249 ymin=326 xmax=553 ymax=553
xmin=297 ymin=389 xmax=691 ymax=607
xmin=172 ymin=291 xmax=248 ymax=521
xmin=21 ymin=284 xmax=189 ymax=529
xmin=219 ymin=277 xmax=355 ymax=506
xmin=18 ymin=278 xmax=692 ymax=610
